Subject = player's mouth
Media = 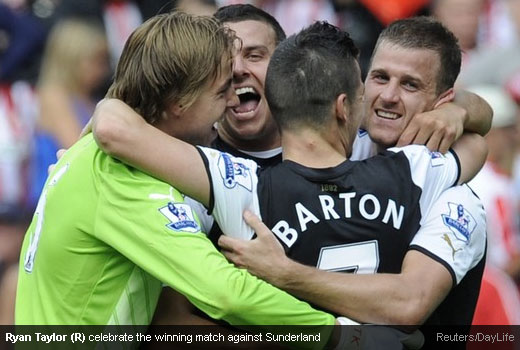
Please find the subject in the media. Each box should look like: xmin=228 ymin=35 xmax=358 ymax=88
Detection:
xmin=375 ymin=108 xmax=401 ymax=120
xmin=231 ymin=86 xmax=261 ymax=120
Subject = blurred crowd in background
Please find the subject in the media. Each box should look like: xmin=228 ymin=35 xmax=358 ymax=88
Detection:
xmin=1 ymin=0 xmax=520 ymax=326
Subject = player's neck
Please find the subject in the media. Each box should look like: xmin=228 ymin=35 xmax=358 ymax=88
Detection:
xmin=377 ymin=143 xmax=387 ymax=154
xmin=281 ymin=129 xmax=347 ymax=168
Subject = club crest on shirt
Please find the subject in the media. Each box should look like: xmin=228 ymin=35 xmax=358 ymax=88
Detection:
xmin=159 ymin=202 xmax=200 ymax=233
xmin=428 ymin=150 xmax=445 ymax=167
xmin=218 ymin=152 xmax=253 ymax=191
xmin=441 ymin=202 xmax=476 ymax=243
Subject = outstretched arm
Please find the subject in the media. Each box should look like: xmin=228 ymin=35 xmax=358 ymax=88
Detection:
xmin=92 ymin=99 xmax=211 ymax=207
xmin=397 ymin=90 xmax=492 ymax=153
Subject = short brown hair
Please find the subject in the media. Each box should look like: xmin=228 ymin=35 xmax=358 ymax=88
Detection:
xmin=107 ymin=11 xmax=236 ymax=124
xmin=266 ymin=22 xmax=360 ymax=130
xmin=373 ymin=16 xmax=461 ymax=95
xmin=214 ymin=4 xmax=286 ymax=44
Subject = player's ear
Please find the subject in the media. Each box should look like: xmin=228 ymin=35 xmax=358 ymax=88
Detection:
xmin=166 ymin=102 xmax=184 ymax=119
xmin=335 ymin=93 xmax=349 ymax=123
xmin=433 ymin=87 xmax=455 ymax=109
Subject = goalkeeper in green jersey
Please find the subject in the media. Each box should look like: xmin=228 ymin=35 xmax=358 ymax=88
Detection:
xmin=15 ymin=12 xmax=336 ymax=334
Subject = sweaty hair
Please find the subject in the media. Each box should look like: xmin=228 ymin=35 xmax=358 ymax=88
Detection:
xmin=107 ymin=11 xmax=236 ymax=124
xmin=265 ymin=21 xmax=360 ymax=130
xmin=214 ymin=4 xmax=286 ymax=44
xmin=374 ymin=16 xmax=461 ymax=94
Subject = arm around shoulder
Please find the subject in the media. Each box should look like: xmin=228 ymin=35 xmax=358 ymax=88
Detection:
xmin=257 ymin=250 xmax=452 ymax=325
xmin=220 ymin=212 xmax=453 ymax=325
xmin=92 ymin=98 xmax=146 ymax=157
xmin=453 ymin=90 xmax=493 ymax=137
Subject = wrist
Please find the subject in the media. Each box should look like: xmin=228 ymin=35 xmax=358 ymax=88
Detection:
xmin=442 ymin=101 xmax=467 ymax=121
xmin=271 ymin=256 xmax=299 ymax=288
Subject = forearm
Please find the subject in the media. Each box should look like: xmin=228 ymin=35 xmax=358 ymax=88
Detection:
xmin=453 ymin=90 xmax=492 ymax=136
xmin=139 ymin=233 xmax=334 ymax=328
xmin=175 ymin=242 xmax=336 ymax=349
xmin=266 ymin=251 xmax=451 ymax=325
xmin=272 ymin=261 xmax=417 ymax=324
xmin=220 ymin=215 xmax=438 ymax=325
xmin=451 ymin=132 xmax=488 ymax=184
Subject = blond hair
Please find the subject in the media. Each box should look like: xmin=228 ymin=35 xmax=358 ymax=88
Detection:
xmin=38 ymin=19 xmax=107 ymax=93
xmin=107 ymin=11 xmax=237 ymax=124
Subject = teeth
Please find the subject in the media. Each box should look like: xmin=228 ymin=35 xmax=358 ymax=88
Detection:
xmin=235 ymin=87 xmax=256 ymax=95
xmin=233 ymin=106 xmax=256 ymax=113
xmin=376 ymin=110 xmax=400 ymax=120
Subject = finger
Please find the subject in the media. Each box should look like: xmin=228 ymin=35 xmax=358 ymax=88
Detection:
xmin=243 ymin=209 xmax=260 ymax=224
xmin=397 ymin=123 xmax=419 ymax=147
xmin=47 ymin=164 xmax=56 ymax=175
xmin=438 ymin=137 xmax=453 ymax=154
xmin=437 ymin=127 xmax=458 ymax=154
xmin=410 ymin=127 xmax=432 ymax=146
xmin=243 ymin=210 xmax=269 ymax=237
xmin=221 ymin=250 xmax=243 ymax=267
xmin=425 ymin=131 xmax=443 ymax=152
xmin=218 ymin=235 xmax=238 ymax=251
xmin=56 ymin=148 xmax=67 ymax=160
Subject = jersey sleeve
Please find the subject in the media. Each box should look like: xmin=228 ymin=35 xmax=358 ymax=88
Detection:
xmin=387 ymin=145 xmax=460 ymax=222
xmin=409 ymin=184 xmax=487 ymax=286
xmin=95 ymin=171 xmax=335 ymax=330
xmin=197 ymin=146 xmax=261 ymax=240
xmin=183 ymin=195 xmax=214 ymax=234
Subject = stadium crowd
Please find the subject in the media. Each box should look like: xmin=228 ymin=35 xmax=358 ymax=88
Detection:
xmin=1 ymin=0 xmax=520 ymax=339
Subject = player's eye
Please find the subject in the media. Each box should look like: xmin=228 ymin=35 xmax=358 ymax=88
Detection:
xmin=402 ymin=81 xmax=418 ymax=91
xmin=372 ymin=74 xmax=388 ymax=83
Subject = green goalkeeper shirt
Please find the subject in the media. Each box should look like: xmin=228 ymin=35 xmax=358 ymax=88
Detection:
xmin=16 ymin=134 xmax=334 ymax=328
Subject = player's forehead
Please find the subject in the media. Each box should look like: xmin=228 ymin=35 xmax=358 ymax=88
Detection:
xmin=370 ymin=41 xmax=440 ymax=85
xmin=225 ymin=19 xmax=277 ymax=52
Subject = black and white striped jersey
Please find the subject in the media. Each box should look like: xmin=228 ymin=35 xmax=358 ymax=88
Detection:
xmin=200 ymin=145 xmax=460 ymax=273
xmin=197 ymin=137 xmax=486 ymax=325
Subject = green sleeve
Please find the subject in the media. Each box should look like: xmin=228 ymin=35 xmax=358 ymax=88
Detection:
xmin=94 ymin=162 xmax=335 ymax=330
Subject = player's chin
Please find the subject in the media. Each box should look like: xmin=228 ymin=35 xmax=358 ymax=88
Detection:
xmin=371 ymin=130 xmax=399 ymax=149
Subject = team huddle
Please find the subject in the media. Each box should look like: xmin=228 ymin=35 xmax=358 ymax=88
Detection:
xmin=15 ymin=3 xmax=491 ymax=349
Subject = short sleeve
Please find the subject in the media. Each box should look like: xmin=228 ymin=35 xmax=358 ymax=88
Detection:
xmin=197 ymin=146 xmax=261 ymax=240
xmin=409 ymin=185 xmax=487 ymax=285
xmin=387 ymin=145 xmax=460 ymax=222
